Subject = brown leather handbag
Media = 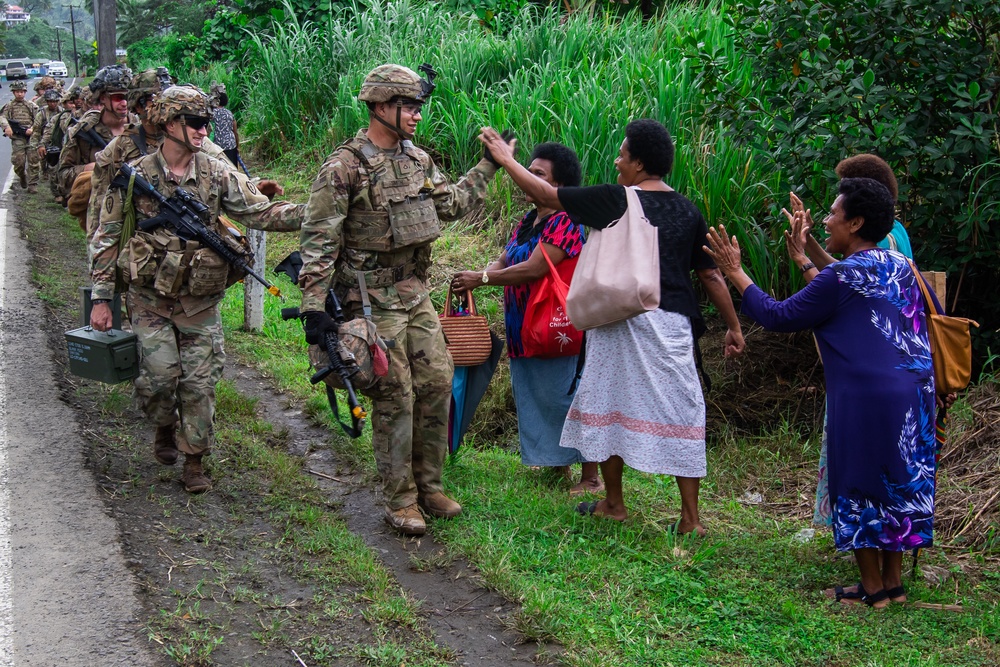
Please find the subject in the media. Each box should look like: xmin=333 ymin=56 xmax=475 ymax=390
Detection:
xmin=439 ymin=288 xmax=492 ymax=366
xmin=909 ymin=261 xmax=979 ymax=393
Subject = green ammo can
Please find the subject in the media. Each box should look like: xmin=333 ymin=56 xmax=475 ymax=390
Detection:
xmin=65 ymin=326 xmax=140 ymax=384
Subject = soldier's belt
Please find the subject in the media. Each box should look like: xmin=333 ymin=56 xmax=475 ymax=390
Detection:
xmin=336 ymin=262 xmax=417 ymax=289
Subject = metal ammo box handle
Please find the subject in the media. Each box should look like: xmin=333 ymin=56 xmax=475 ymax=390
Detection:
xmin=84 ymin=326 xmax=118 ymax=338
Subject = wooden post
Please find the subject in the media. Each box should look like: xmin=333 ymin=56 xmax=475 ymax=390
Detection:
xmin=243 ymin=229 xmax=266 ymax=331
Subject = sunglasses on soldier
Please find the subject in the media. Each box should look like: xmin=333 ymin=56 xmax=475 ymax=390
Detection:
xmin=182 ymin=115 xmax=211 ymax=130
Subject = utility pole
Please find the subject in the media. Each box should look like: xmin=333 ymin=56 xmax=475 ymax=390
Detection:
xmin=94 ymin=0 xmax=117 ymax=68
xmin=53 ymin=29 xmax=63 ymax=63
xmin=64 ymin=5 xmax=81 ymax=77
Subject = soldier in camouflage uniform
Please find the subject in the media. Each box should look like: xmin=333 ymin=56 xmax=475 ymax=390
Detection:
xmin=0 ymin=80 xmax=40 ymax=192
xmin=41 ymin=87 xmax=83 ymax=203
xmin=30 ymin=76 xmax=59 ymax=104
xmin=89 ymin=86 xmax=305 ymax=493
xmin=29 ymin=89 xmax=63 ymax=183
xmin=298 ymin=64 xmax=512 ymax=535
xmin=56 ymin=65 xmax=134 ymax=204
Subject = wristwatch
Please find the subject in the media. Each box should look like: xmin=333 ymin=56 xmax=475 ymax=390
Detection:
xmin=481 ymin=270 xmax=489 ymax=284
xmin=799 ymin=262 xmax=816 ymax=273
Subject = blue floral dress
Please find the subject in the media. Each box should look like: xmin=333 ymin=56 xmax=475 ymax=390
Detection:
xmin=742 ymin=249 xmax=935 ymax=552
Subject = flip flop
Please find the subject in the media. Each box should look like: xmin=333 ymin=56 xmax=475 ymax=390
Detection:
xmin=833 ymin=583 xmax=865 ymax=602
xmin=576 ymin=500 xmax=599 ymax=516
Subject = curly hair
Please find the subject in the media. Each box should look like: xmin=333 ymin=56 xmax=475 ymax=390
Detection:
xmin=623 ymin=118 xmax=674 ymax=177
xmin=835 ymin=154 xmax=898 ymax=201
xmin=838 ymin=177 xmax=895 ymax=243
xmin=529 ymin=142 xmax=582 ymax=187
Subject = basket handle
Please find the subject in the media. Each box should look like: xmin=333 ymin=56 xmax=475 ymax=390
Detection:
xmin=444 ymin=286 xmax=479 ymax=318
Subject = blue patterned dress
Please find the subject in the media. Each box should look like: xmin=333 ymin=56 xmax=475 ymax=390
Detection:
xmin=742 ymin=249 xmax=936 ymax=552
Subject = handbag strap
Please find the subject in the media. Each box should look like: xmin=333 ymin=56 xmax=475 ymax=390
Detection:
xmin=537 ymin=243 xmax=571 ymax=306
xmin=907 ymin=259 xmax=939 ymax=317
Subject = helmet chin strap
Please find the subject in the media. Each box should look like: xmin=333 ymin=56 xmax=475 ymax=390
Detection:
xmin=164 ymin=116 xmax=202 ymax=154
xmin=371 ymin=101 xmax=413 ymax=141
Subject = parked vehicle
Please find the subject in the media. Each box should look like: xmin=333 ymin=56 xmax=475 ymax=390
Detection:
xmin=46 ymin=61 xmax=68 ymax=77
xmin=6 ymin=61 xmax=28 ymax=80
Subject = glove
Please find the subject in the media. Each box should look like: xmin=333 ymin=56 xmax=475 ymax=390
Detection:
xmin=483 ymin=129 xmax=515 ymax=167
xmin=302 ymin=310 xmax=337 ymax=346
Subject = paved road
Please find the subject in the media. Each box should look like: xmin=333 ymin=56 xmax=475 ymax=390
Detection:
xmin=0 ymin=81 xmax=159 ymax=666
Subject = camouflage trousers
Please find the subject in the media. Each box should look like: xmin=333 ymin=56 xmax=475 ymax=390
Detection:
xmin=128 ymin=297 xmax=226 ymax=456
xmin=363 ymin=297 xmax=454 ymax=510
xmin=10 ymin=137 xmax=39 ymax=187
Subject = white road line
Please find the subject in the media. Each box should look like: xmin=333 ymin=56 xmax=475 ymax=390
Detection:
xmin=1 ymin=168 xmax=11 ymax=196
xmin=0 ymin=206 xmax=13 ymax=666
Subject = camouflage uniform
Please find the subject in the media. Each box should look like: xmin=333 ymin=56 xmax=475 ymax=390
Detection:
xmin=298 ymin=64 xmax=497 ymax=525
xmin=87 ymin=68 xmax=233 ymax=241
xmin=56 ymin=65 xmax=135 ymax=202
xmin=90 ymin=86 xmax=305 ymax=486
xmin=0 ymin=82 xmax=40 ymax=190
xmin=28 ymin=90 xmax=63 ymax=182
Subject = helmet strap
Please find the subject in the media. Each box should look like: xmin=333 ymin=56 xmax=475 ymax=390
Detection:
xmin=370 ymin=100 xmax=413 ymax=141
xmin=164 ymin=116 xmax=202 ymax=154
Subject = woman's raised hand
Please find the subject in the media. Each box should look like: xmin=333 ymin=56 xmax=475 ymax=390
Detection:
xmin=783 ymin=210 xmax=812 ymax=263
xmin=478 ymin=127 xmax=517 ymax=168
xmin=703 ymin=224 xmax=742 ymax=276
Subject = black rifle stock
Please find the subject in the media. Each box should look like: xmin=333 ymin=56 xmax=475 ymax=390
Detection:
xmin=281 ymin=289 xmax=367 ymax=438
xmin=110 ymin=162 xmax=283 ymax=298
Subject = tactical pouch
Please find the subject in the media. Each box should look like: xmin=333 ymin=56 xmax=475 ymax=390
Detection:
xmin=153 ymin=250 xmax=187 ymax=297
xmin=188 ymin=249 xmax=229 ymax=296
xmin=118 ymin=235 xmax=158 ymax=287
xmin=387 ymin=196 xmax=440 ymax=247
xmin=45 ymin=146 xmax=60 ymax=166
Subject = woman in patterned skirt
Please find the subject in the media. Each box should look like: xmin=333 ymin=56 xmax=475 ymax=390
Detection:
xmin=705 ymin=177 xmax=938 ymax=608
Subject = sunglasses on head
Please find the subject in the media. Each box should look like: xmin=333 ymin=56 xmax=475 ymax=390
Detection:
xmin=182 ymin=115 xmax=211 ymax=130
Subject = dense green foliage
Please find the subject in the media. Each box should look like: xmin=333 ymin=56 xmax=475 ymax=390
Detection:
xmin=236 ymin=0 xmax=788 ymax=295
xmin=694 ymin=0 xmax=1000 ymax=354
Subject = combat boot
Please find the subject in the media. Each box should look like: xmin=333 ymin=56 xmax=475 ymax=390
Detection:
xmin=27 ymin=185 xmax=36 ymax=194
xmin=418 ymin=492 xmax=463 ymax=519
xmin=384 ymin=504 xmax=426 ymax=536
xmin=181 ymin=454 xmax=212 ymax=493
xmin=18 ymin=173 xmax=27 ymax=189
xmin=153 ymin=423 xmax=178 ymax=465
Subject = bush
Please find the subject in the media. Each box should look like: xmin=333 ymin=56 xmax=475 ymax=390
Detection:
xmin=126 ymin=35 xmax=169 ymax=71
xmin=694 ymin=0 xmax=1000 ymax=359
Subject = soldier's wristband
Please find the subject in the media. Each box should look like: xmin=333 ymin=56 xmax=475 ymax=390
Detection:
xmin=91 ymin=298 xmax=111 ymax=305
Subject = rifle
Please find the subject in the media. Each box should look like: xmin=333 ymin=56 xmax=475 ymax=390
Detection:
xmin=110 ymin=162 xmax=284 ymax=298
xmin=76 ymin=126 xmax=108 ymax=150
xmin=7 ymin=119 xmax=29 ymax=138
xmin=281 ymin=289 xmax=368 ymax=438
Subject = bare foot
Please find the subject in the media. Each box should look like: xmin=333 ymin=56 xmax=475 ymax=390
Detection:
xmin=577 ymin=499 xmax=627 ymax=522
xmin=675 ymin=520 xmax=707 ymax=537
xmin=569 ymin=477 xmax=605 ymax=496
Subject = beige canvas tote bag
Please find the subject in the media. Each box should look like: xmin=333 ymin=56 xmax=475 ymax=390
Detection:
xmin=565 ymin=186 xmax=660 ymax=330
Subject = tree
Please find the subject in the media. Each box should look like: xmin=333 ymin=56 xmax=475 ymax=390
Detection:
xmin=695 ymin=0 xmax=1000 ymax=360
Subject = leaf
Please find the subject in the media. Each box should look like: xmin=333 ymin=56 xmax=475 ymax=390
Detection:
xmin=792 ymin=61 xmax=801 ymax=77
xmin=969 ymin=81 xmax=981 ymax=99
xmin=862 ymin=68 xmax=875 ymax=91
xmin=817 ymin=34 xmax=830 ymax=50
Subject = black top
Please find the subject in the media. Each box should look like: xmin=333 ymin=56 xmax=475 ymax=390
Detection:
xmin=557 ymin=184 xmax=715 ymax=332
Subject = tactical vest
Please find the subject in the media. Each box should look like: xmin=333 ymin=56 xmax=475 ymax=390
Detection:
xmin=4 ymin=100 xmax=36 ymax=128
xmin=339 ymin=137 xmax=440 ymax=254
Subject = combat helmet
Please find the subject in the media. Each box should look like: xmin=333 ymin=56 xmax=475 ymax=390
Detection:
xmin=9 ymin=80 xmax=27 ymax=91
xmin=359 ymin=63 xmax=436 ymax=140
xmin=90 ymin=64 xmax=133 ymax=94
xmin=150 ymin=85 xmax=212 ymax=153
xmin=43 ymin=89 xmax=61 ymax=102
xmin=128 ymin=66 xmax=172 ymax=112
xmin=358 ymin=64 xmax=436 ymax=104
xmin=34 ymin=76 xmax=57 ymax=92
xmin=61 ymin=86 xmax=82 ymax=104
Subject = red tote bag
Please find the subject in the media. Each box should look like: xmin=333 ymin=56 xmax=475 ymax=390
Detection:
xmin=520 ymin=244 xmax=583 ymax=358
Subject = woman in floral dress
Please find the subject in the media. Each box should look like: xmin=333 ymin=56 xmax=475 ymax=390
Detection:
xmin=705 ymin=177 xmax=937 ymax=608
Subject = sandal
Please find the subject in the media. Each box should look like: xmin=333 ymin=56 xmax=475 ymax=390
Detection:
xmin=833 ymin=583 xmax=864 ymax=602
xmin=886 ymin=585 xmax=906 ymax=602
xmin=576 ymin=500 xmax=599 ymax=516
xmin=860 ymin=588 xmax=889 ymax=607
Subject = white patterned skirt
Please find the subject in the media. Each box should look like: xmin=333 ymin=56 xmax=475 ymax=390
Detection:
xmin=559 ymin=309 xmax=706 ymax=477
